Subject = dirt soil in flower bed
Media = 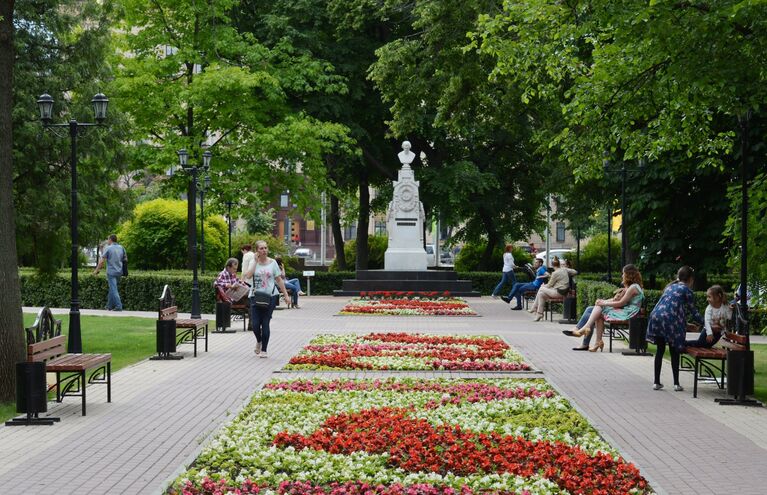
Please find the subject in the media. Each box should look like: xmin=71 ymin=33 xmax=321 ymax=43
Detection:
xmin=283 ymin=333 xmax=531 ymax=371
xmin=170 ymin=377 xmax=652 ymax=495
xmin=339 ymin=294 xmax=477 ymax=316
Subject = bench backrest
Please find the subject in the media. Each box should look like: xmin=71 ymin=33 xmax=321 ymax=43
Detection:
xmin=25 ymin=307 xmax=66 ymax=362
xmin=25 ymin=306 xmax=62 ymax=345
xmin=722 ymin=331 xmax=748 ymax=351
xmin=159 ymin=306 xmax=178 ymax=320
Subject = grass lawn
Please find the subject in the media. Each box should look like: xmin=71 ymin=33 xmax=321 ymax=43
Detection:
xmin=2 ymin=313 xmax=156 ymax=423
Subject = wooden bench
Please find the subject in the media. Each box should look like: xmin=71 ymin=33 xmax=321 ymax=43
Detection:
xmin=26 ymin=307 xmax=111 ymax=416
xmin=154 ymin=285 xmax=209 ymax=359
xmin=543 ymin=289 xmax=576 ymax=321
xmin=681 ymin=331 xmax=746 ymax=398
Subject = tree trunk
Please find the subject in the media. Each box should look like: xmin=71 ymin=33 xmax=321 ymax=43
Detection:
xmin=355 ymin=170 xmax=370 ymax=270
xmin=330 ymin=193 xmax=346 ymax=270
xmin=479 ymin=208 xmax=499 ymax=271
xmin=0 ymin=0 xmax=26 ymax=403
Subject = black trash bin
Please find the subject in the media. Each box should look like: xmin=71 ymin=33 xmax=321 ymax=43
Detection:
xmin=215 ymin=301 xmax=232 ymax=332
xmin=726 ymin=349 xmax=754 ymax=397
xmin=5 ymin=361 xmax=59 ymax=426
xmin=151 ymin=319 xmax=182 ymax=360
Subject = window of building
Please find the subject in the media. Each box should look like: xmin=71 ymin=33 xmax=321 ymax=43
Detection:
xmin=556 ymin=222 xmax=566 ymax=242
xmin=374 ymin=220 xmax=386 ymax=236
xmin=280 ymin=193 xmax=289 ymax=208
xmin=344 ymin=224 xmax=357 ymax=241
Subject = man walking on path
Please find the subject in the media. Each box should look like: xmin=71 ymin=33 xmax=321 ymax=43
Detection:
xmin=93 ymin=234 xmax=126 ymax=311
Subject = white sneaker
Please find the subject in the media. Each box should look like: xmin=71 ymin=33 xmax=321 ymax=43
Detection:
xmin=254 ymin=342 xmax=262 ymax=354
xmin=673 ymin=384 xmax=684 ymax=392
xmin=259 ymin=351 xmax=268 ymax=358
xmin=652 ymin=383 xmax=664 ymax=390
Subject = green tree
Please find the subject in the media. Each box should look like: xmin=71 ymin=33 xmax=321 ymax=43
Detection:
xmin=0 ymin=0 xmax=26 ymax=403
xmin=477 ymin=1 xmax=764 ymax=277
xmin=13 ymin=0 xmax=133 ymax=273
xmin=368 ymin=0 xmax=551 ymax=269
xmin=238 ymin=0 xmax=406 ymax=270
xmin=112 ymin=0 xmax=352 ymax=268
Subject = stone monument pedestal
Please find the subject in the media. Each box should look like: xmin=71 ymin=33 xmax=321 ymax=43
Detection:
xmin=384 ymin=248 xmax=427 ymax=271
xmin=334 ymin=270 xmax=480 ymax=297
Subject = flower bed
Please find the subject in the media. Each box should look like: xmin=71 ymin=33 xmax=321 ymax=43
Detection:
xmin=284 ymin=333 xmax=531 ymax=371
xmin=173 ymin=378 xmax=651 ymax=495
xmin=339 ymin=293 xmax=476 ymax=316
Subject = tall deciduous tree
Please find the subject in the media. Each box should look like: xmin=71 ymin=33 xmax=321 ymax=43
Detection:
xmin=13 ymin=0 xmax=133 ymax=273
xmin=369 ymin=0 xmax=550 ymax=269
xmin=113 ymin=0 xmax=352 ymax=268
xmin=477 ymin=1 xmax=766 ymax=275
xmin=238 ymin=0 xmax=404 ymax=270
xmin=0 ymin=0 xmax=25 ymax=403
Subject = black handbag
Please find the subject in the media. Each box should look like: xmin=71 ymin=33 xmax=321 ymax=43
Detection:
xmin=251 ymin=291 xmax=272 ymax=308
xmin=121 ymin=250 xmax=129 ymax=277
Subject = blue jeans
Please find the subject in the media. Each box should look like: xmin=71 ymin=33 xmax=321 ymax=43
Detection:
xmin=492 ymin=271 xmax=517 ymax=296
xmin=685 ymin=329 xmax=721 ymax=348
xmin=578 ymin=306 xmax=596 ymax=347
xmin=250 ymin=295 xmax=277 ymax=351
xmin=106 ymin=274 xmax=123 ymax=310
xmin=508 ymin=282 xmax=538 ymax=307
xmin=284 ymin=278 xmax=302 ymax=305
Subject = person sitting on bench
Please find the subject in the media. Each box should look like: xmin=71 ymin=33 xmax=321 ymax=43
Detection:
xmin=215 ymin=258 xmax=248 ymax=302
xmin=564 ymin=264 xmax=644 ymax=352
xmin=685 ymin=285 xmax=731 ymax=348
xmin=528 ymin=257 xmax=577 ymax=321
xmin=502 ymin=258 xmax=548 ymax=310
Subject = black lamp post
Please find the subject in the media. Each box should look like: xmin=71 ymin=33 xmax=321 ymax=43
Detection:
xmin=198 ymin=173 xmax=211 ymax=273
xmin=226 ymin=200 xmax=233 ymax=257
xmin=174 ymin=148 xmax=211 ymax=319
xmin=37 ymin=92 xmax=108 ymax=354
xmin=604 ymin=156 xmax=644 ymax=272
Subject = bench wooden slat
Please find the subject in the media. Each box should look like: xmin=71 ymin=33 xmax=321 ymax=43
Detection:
xmin=176 ymin=319 xmax=208 ymax=329
xmin=725 ymin=331 xmax=748 ymax=346
xmin=28 ymin=335 xmax=67 ymax=362
xmin=46 ymin=353 xmax=112 ymax=372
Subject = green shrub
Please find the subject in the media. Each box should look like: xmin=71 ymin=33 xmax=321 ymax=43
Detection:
xmin=330 ymin=235 xmax=388 ymax=270
xmin=455 ymin=243 xmax=533 ymax=272
xmin=578 ymin=233 xmax=622 ymax=272
xmin=118 ymin=199 xmax=228 ymax=270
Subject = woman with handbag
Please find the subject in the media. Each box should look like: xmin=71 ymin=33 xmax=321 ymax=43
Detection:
xmin=528 ymin=257 xmax=577 ymax=321
xmin=242 ymin=240 xmax=291 ymax=358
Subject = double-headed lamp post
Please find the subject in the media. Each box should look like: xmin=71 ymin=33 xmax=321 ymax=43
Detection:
xmin=175 ymin=148 xmax=211 ymax=319
xmin=37 ymin=92 xmax=108 ymax=354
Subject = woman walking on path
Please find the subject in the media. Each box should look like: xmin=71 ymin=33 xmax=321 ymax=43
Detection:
xmin=491 ymin=244 xmax=517 ymax=298
xmin=242 ymin=240 xmax=291 ymax=358
xmin=647 ymin=266 xmax=704 ymax=391
xmin=565 ymin=264 xmax=644 ymax=351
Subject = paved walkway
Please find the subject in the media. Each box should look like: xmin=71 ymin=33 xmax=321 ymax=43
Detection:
xmin=1 ymin=298 xmax=766 ymax=494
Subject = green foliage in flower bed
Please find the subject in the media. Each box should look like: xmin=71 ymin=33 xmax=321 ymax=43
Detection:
xmin=172 ymin=377 xmax=650 ymax=494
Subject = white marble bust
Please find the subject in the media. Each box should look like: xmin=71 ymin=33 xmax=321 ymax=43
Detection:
xmin=398 ymin=141 xmax=415 ymax=165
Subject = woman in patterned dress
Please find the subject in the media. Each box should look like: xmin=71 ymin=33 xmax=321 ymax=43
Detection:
xmin=569 ymin=264 xmax=644 ymax=352
xmin=647 ymin=266 xmax=704 ymax=391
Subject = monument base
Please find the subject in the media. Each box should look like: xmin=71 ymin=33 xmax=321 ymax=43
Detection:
xmin=334 ymin=270 xmax=480 ymax=297
xmin=385 ymin=248 xmax=427 ymax=271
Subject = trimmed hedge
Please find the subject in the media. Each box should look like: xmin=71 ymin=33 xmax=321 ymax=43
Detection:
xmin=20 ymin=269 xmax=764 ymax=334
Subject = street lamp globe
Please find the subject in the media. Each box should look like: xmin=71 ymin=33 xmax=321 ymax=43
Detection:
xmin=204 ymin=174 xmax=211 ymax=189
xmin=177 ymin=148 xmax=189 ymax=168
xmin=37 ymin=93 xmax=54 ymax=123
xmin=202 ymin=150 xmax=212 ymax=170
xmin=92 ymin=93 xmax=109 ymax=123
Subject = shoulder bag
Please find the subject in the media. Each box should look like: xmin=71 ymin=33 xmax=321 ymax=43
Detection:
xmin=121 ymin=248 xmax=129 ymax=277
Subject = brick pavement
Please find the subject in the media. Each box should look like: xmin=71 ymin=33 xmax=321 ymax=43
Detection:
xmin=1 ymin=298 xmax=765 ymax=494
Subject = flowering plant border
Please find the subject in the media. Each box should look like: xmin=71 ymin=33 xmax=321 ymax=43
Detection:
xmin=173 ymin=377 xmax=652 ymax=495
xmin=285 ymin=333 xmax=530 ymax=371
xmin=340 ymin=296 xmax=476 ymax=316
